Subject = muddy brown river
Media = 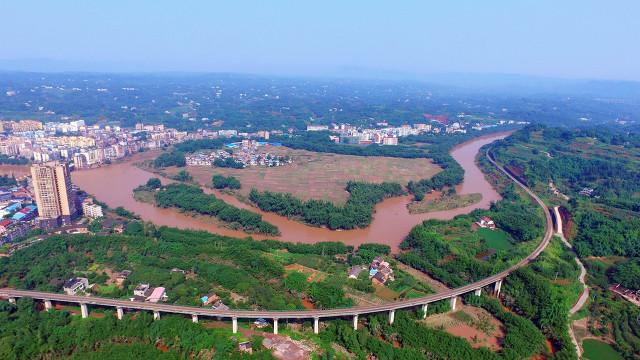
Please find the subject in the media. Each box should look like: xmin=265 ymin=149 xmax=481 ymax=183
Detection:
xmin=71 ymin=132 xmax=508 ymax=251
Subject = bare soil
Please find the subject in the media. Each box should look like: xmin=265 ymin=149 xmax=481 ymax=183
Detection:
xmin=423 ymin=305 xmax=504 ymax=351
xmin=171 ymin=147 xmax=440 ymax=205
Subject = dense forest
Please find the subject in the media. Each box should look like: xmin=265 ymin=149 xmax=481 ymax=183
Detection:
xmin=249 ymin=181 xmax=404 ymax=230
xmin=320 ymin=299 xmax=558 ymax=360
xmin=151 ymin=183 xmax=279 ymax=235
xmin=490 ymin=124 xmax=640 ymax=359
xmin=491 ymin=124 xmax=640 ymax=257
xmin=0 ymin=298 xmax=274 ymax=359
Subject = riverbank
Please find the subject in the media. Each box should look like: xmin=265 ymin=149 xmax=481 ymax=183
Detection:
xmin=72 ymin=132 xmax=510 ymax=252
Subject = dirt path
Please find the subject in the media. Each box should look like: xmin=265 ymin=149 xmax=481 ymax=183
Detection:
xmin=554 ymin=206 xmax=588 ymax=358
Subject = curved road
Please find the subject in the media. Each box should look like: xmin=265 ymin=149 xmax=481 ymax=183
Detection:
xmin=0 ymin=147 xmax=554 ymax=322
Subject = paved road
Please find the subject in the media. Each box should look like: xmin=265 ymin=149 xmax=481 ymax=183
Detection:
xmin=0 ymin=147 xmax=554 ymax=321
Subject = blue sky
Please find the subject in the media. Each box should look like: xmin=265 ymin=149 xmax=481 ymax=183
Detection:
xmin=1 ymin=0 xmax=638 ymax=80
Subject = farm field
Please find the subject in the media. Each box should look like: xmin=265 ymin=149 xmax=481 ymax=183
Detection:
xmin=167 ymin=147 xmax=441 ymax=204
xmin=477 ymin=228 xmax=513 ymax=251
xmin=582 ymin=339 xmax=623 ymax=360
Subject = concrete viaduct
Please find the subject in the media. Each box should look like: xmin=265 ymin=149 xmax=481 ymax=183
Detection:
xmin=0 ymin=148 xmax=554 ymax=335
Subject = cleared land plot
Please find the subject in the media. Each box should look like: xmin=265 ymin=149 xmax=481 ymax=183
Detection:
xmin=423 ymin=305 xmax=505 ymax=351
xmin=284 ymin=263 xmax=326 ymax=283
xmin=582 ymin=339 xmax=623 ymax=360
xmin=172 ymin=147 xmax=441 ymax=204
xmin=477 ymin=228 xmax=513 ymax=251
xmin=408 ymin=192 xmax=482 ymax=213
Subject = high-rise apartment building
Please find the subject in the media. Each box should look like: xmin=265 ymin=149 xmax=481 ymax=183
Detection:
xmin=31 ymin=162 xmax=77 ymax=227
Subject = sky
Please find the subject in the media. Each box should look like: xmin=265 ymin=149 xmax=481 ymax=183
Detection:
xmin=1 ymin=0 xmax=639 ymax=81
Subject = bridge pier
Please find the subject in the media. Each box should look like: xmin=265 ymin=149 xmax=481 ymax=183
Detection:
xmin=116 ymin=307 xmax=124 ymax=320
xmin=389 ymin=310 xmax=395 ymax=325
xmin=192 ymin=314 xmax=198 ymax=323
xmin=153 ymin=311 xmax=160 ymax=320
xmin=80 ymin=303 xmax=89 ymax=319
xmin=232 ymin=317 xmax=238 ymax=334
xmin=450 ymin=296 xmax=457 ymax=311
xmin=313 ymin=317 xmax=319 ymax=334
xmin=353 ymin=315 xmax=358 ymax=330
xmin=494 ymin=279 xmax=503 ymax=297
xmin=44 ymin=300 xmax=53 ymax=311
xmin=421 ymin=304 xmax=428 ymax=319
xmin=474 ymin=288 xmax=482 ymax=296
xmin=8 ymin=297 xmax=15 ymax=304
xmin=273 ymin=318 xmax=278 ymax=334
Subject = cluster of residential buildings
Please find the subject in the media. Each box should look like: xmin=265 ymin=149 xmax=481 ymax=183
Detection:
xmin=348 ymin=256 xmax=395 ymax=285
xmin=0 ymin=120 xmax=190 ymax=169
xmin=186 ymin=140 xmax=291 ymax=168
xmin=0 ymin=186 xmax=37 ymax=245
xmin=308 ymin=116 xmax=527 ymax=146
xmin=200 ymin=293 xmax=230 ymax=311
xmin=62 ymin=272 xmax=169 ymax=305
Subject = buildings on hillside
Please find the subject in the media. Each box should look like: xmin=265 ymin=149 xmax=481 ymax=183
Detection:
xmin=31 ymin=162 xmax=77 ymax=228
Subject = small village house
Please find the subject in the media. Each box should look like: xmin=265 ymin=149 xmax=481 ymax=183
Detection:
xmin=476 ymin=216 xmax=496 ymax=230
xmin=63 ymin=277 xmax=89 ymax=295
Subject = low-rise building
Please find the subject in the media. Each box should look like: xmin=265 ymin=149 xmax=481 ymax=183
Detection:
xmin=82 ymin=201 xmax=103 ymax=218
xmin=63 ymin=277 xmax=89 ymax=295
xmin=476 ymin=216 xmax=496 ymax=230
xmin=369 ymin=256 xmax=395 ymax=285
xmin=131 ymin=283 xmax=168 ymax=303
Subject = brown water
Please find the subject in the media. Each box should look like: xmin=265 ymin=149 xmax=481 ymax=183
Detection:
xmin=72 ymin=132 xmax=508 ymax=251
xmin=0 ymin=165 xmax=30 ymax=179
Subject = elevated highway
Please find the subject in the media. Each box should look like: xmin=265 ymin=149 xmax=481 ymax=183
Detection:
xmin=0 ymin=146 xmax=554 ymax=334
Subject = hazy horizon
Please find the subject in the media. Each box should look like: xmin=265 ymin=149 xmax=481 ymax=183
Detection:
xmin=2 ymin=1 xmax=639 ymax=81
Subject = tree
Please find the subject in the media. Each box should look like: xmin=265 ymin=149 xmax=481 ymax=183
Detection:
xmin=88 ymin=219 xmax=103 ymax=233
xmin=284 ymin=271 xmax=308 ymax=295
xmin=174 ymin=170 xmax=192 ymax=182
xmin=611 ymin=259 xmax=640 ymax=289
xmin=146 ymin=178 xmax=162 ymax=189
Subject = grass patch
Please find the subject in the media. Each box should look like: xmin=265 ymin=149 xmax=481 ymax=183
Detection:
xmin=133 ymin=189 xmax=156 ymax=204
xmin=408 ymin=192 xmax=482 ymax=213
xmin=374 ymin=285 xmax=400 ymax=301
xmin=95 ymin=283 xmax=120 ymax=297
xmin=582 ymin=339 xmax=623 ymax=360
xmin=404 ymin=289 xmax=427 ymax=299
xmin=477 ymin=228 xmax=513 ymax=251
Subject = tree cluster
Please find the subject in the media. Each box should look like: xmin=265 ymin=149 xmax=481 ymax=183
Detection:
xmin=249 ymin=181 xmax=404 ymax=230
xmin=212 ymin=175 xmax=241 ymax=190
xmin=154 ymin=183 xmax=279 ymax=235
xmin=153 ymin=151 xmax=185 ymax=168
